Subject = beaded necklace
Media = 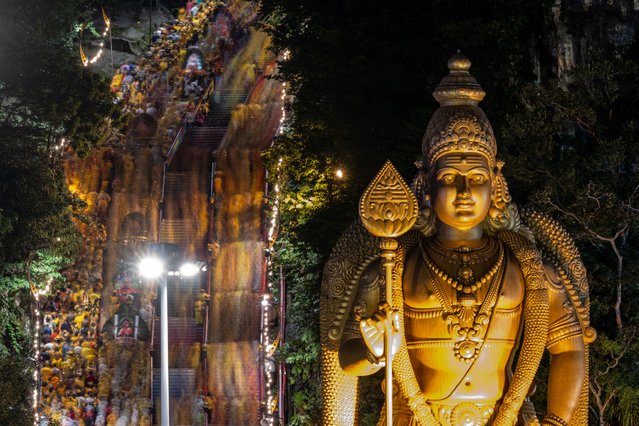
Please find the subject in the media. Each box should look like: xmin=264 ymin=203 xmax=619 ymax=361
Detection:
xmin=421 ymin=238 xmax=504 ymax=294
xmin=419 ymin=238 xmax=507 ymax=362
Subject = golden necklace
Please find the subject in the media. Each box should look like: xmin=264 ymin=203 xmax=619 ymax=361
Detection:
xmin=421 ymin=238 xmax=504 ymax=294
xmin=425 ymin=237 xmax=499 ymax=265
xmin=419 ymin=238 xmax=507 ymax=362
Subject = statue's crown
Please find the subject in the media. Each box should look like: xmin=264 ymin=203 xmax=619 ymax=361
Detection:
xmin=423 ymin=51 xmax=497 ymax=168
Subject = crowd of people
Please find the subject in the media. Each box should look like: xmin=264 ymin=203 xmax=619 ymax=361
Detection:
xmin=38 ymin=1 xmax=259 ymax=424
xmin=38 ymin=275 xmax=103 ymax=424
xmin=109 ymin=0 xmax=237 ymax=148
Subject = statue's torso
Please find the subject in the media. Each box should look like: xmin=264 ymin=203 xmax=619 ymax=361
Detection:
xmin=402 ymin=236 xmax=525 ymax=405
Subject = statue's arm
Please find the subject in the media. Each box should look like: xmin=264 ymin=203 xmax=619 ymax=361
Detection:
xmin=338 ymin=260 xmax=385 ymax=377
xmin=339 ymin=336 xmax=383 ymax=376
xmin=543 ymin=262 xmax=586 ymax=425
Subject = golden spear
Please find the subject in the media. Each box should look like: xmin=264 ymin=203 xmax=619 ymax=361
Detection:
xmin=359 ymin=160 xmax=418 ymax=425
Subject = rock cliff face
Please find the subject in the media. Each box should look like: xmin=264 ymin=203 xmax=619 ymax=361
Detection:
xmin=543 ymin=0 xmax=638 ymax=81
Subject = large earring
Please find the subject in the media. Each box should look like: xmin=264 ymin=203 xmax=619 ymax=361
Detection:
xmin=411 ymin=167 xmax=436 ymax=236
xmin=485 ymin=162 xmax=520 ymax=234
xmin=488 ymin=172 xmax=507 ymax=225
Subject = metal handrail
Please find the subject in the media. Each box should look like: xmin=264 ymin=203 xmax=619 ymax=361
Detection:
xmin=165 ymin=75 xmax=217 ymax=165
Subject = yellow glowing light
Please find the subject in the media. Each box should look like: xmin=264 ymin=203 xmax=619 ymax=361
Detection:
xmin=80 ymin=27 xmax=110 ymax=67
xmin=335 ymin=169 xmax=344 ymax=179
xmin=262 ymin=72 xmax=288 ymax=424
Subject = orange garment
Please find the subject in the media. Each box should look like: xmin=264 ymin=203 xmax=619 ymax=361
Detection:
xmin=50 ymin=375 xmax=60 ymax=388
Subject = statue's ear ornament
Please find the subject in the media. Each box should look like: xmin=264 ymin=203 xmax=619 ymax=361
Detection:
xmin=411 ymin=168 xmax=436 ymax=236
xmin=492 ymin=166 xmax=512 ymax=209
xmin=485 ymin=166 xmax=526 ymax=235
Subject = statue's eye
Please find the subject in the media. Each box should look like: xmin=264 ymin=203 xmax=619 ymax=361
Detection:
xmin=469 ymin=174 xmax=487 ymax=184
xmin=439 ymin=174 xmax=456 ymax=184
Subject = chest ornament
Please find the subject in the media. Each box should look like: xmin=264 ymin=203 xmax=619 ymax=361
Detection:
xmin=420 ymin=239 xmax=506 ymax=362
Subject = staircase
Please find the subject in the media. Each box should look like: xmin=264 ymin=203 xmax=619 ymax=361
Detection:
xmin=152 ymin=368 xmax=197 ymax=399
xmin=206 ymin=89 xmax=250 ymax=127
xmin=152 ymin=72 xmax=253 ymax=425
xmin=150 ymin=28 xmax=281 ymax=422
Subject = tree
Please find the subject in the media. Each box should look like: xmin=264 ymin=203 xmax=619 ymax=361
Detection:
xmin=500 ymin=53 xmax=639 ymax=425
xmin=260 ymin=1 xmax=639 ymax=423
xmin=0 ymin=0 xmax=117 ymax=422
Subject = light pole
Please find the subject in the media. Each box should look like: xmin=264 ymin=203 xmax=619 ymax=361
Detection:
xmin=139 ymin=243 xmax=204 ymax=426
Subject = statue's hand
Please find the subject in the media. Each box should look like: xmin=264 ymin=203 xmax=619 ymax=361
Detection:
xmin=359 ymin=302 xmax=401 ymax=361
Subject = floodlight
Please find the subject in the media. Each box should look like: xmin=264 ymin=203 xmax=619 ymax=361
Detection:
xmin=139 ymin=257 xmax=164 ymax=279
xmin=179 ymin=262 xmax=201 ymax=277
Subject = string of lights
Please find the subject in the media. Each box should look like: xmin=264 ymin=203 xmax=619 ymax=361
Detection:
xmin=80 ymin=28 xmax=110 ymax=67
xmin=277 ymin=50 xmax=291 ymax=135
xmin=32 ymin=277 xmax=53 ymax=426
xmin=80 ymin=8 xmax=111 ymax=67
xmin=262 ymin=52 xmax=290 ymax=423
xmin=262 ymin=156 xmax=282 ymax=426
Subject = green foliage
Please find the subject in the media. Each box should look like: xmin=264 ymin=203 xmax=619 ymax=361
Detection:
xmin=358 ymin=373 xmax=384 ymax=425
xmin=0 ymin=250 xmax=69 ymax=425
xmin=0 ymin=356 xmax=35 ymax=425
xmin=0 ymin=0 xmax=119 ymax=156
xmin=0 ymin=0 xmax=117 ymax=419
xmin=271 ymin=236 xmax=322 ymax=424
xmin=0 ymin=250 xmax=70 ymax=356
xmin=261 ymin=0 xmax=639 ymax=423
xmin=500 ymin=51 xmax=639 ymax=425
xmin=588 ymin=330 xmax=639 ymax=426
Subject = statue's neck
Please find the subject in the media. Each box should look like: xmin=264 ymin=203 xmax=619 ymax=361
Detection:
xmin=435 ymin=222 xmax=485 ymax=249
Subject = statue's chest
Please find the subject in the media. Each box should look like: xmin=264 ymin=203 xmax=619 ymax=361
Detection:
xmin=404 ymin=253 xmax=525 ymax=311
xmin=403 ymin=251 xmax=525 ymax=363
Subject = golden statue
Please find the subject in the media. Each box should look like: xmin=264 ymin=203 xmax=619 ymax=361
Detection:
xmin=320 ymin=53 xmax=596 ymax=426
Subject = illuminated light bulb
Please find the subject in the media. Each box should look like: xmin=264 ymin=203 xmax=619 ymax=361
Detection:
xmin=179 ymin=262 xmax=201 ymax=277
xmin=335 ymin=169 xmax=344 ymax=179
xmin=139 ymin=257 xmax=164 ymax=279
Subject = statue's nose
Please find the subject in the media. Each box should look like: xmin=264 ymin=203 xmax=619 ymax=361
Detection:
xmin=458 ymin=176 xmax=471 ymax=196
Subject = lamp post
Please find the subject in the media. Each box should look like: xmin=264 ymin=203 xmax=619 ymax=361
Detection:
xmin=139 ymin=243 xmax=204 ymax=426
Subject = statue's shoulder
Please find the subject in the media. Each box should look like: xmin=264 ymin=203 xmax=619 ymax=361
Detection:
xmin=320 ymin=220 xmax=421 ymax=343
xmin=517 ymin=208 xmax=596 ymax=344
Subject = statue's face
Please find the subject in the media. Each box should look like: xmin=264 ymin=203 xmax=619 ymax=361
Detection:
xmin=431 ymin=153 xmax=492 ymax=230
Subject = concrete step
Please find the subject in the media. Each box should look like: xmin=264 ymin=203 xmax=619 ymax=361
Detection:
xmin=160 ymin=219 xmax=199 ymax=245
xmin=152 ymin=316 xmax=204 ymax=347
xmin=151 ymin=368 xmax=196 ymax=400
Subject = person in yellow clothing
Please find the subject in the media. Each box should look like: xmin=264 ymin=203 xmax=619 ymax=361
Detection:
xmin=41 ymin=365 xmax=53 ymax=383
xmin=74 ymin=311 xmax=85 ymax=329
xmin=110 ymin=73 xmax=123 ymax=93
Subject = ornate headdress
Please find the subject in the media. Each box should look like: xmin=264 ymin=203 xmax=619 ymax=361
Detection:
xmin=414 ymin=52 xmax=522 ymax=235
xmin=422 ymin=52 xmax=497 ymax=168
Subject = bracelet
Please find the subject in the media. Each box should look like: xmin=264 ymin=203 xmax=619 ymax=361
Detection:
xmin=543 ymin=414 xmax=568 ymax=426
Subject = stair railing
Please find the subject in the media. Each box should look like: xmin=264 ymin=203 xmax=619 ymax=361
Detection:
xmin=165 ymin=75 xmax=217 ymax=165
